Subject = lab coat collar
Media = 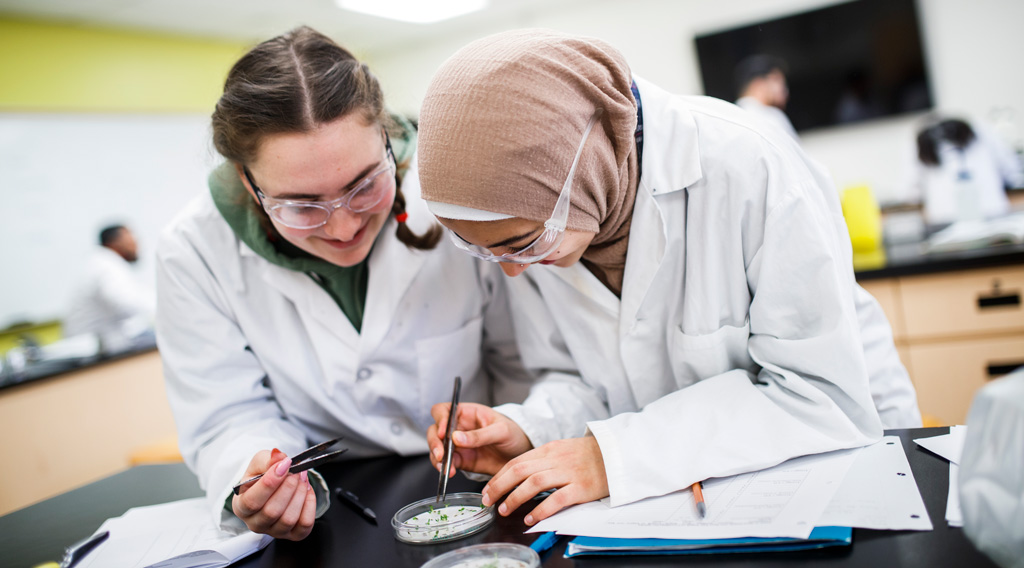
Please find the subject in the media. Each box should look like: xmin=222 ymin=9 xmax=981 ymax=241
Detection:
xmin=361 ymin=161 xmax=433 ymax=357
xmin=239 ymin=222 xmax=428 ymax=353
xmin=616 ymin=77 xmax=702 ymax=327
xmin=633 ymin=76 xmax=704 ymax=196
xmin=360 ymin=218 xmax=427 ymax=356
xmin=619 ymin=179 xmax=668 ymax=330
xmin=253 ymin=247 xmax=361 ymax=346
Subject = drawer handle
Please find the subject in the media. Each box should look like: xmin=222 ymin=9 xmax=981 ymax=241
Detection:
xmin=986 ymin=363 xmax=1024 ymax=378
xmin=977 ymin=293 xmax=1020 ymax=309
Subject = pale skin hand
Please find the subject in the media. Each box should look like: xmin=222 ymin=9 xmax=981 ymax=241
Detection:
xmin=427 ymin=402 xmax=533 ymax=477
xmin=232 ymin=449 xmax=318 ymax=540
xmin=481 ymin=435 xmax=609 ymax=527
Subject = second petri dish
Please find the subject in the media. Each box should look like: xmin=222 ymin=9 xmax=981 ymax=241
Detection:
xmin=420 ymin=543 xmax=541 ymax=568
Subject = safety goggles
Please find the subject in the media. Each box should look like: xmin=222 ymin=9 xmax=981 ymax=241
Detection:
xmin=447 ymin=109 xmax=603 ymax=264
xmin=244 ymin=135 xmax=396 ymax=230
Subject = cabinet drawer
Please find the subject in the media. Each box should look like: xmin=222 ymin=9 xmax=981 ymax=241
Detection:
xmin=899 ymin=266 xmax=1024 ymax=340
xmin=858 ymin=279 xmax=905 ymax=341
xmin=906 ymin=335 xmax=1024 ymax=425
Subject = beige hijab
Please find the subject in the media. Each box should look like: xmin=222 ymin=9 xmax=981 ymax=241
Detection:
xmin=417 ymin=29 xmax=639 ymax=295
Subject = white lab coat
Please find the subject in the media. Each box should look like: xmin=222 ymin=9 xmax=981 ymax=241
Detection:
xmin=736 ymin=96 xmax=799 ymax=142
xmin=156 ymin=163 xmax=532 ymax=529
xmin=496 ymin=77 xmax=885 ymax=507
xmin=960 ymin=369 xmax=1024 ymax=568
xmin=64 ymin=246 xmax=154 ymax=346
xmin=904 ymin=123 xmax=1024 ymax=226
xmin=738 ymin=92 xmax=921 ymax=429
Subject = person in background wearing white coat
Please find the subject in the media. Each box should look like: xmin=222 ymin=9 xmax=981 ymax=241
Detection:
xmin=907 ymin=117 xmax=1024 ymax=227
xmin=734 ymin=54 xmax=799 ymax=142
xmin=65 ymin=224 xmax=155 ymax=352
xmin=415 ymin=30 xmax=888 ymax=527
xmin=156 ymin=27 xmax=531 ymax=540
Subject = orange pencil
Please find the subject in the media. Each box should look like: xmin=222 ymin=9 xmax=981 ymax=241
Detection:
xmin=691 ymin=481 xmax=707 ymax=518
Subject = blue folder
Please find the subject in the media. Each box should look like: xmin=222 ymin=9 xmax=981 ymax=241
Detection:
xmin=564 ymin=526 xmax=852 ymax=557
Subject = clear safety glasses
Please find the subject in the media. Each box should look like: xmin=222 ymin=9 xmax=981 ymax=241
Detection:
xmin=244 ymin=136 xmax=396 ymax=230
xmin=448 ymin=109 xmax=603 ymax=264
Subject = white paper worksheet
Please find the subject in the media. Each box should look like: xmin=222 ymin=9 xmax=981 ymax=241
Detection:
xmin=528 ymin=447 xmax=859 ymax=540
xmin=914 ymin=426 xmax=967 ymax=464
xmin=913 ymin=426 xmax=967 ymax=527
xmin=817 ymin=436 xmax=933 ymax=531
xmin=77 ymin=498 xmax=272 ymax=568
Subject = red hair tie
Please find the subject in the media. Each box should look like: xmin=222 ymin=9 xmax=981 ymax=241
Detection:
xmin=395 ymin=212 xmax=409 ymax=223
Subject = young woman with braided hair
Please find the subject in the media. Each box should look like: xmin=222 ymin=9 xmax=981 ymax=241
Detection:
xmin=156 ymin=26 xmax=531 ymax=540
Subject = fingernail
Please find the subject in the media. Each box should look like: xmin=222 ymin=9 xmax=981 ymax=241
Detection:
xmin=481 ymin=491 xmax=491 ymax=507
xmin=498 ymin=503 xmax=507 ymax=516
xmin=271 ymin=448 xmax=284 ymax=460
xmin=275 ymin=458 xmax=292 ymax=476
xmin=453 ymin=432 xmax=466 ymax=445
xmin=300 ymin=471 xmax=308 ymax=483
xmin=434 ymin=447 xmax=442 ymax=460
xmin=525 ymin=514 xmax=534 ymax=525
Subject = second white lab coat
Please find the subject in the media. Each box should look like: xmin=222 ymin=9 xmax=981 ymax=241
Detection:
xmin=736 ymin=96 xmax=799 ymax=142
xmin=496 ymin=77 xmax=885 ymax=507
xmin=156 ymin=163 xmax=532 ymax=528
xmin=904 ymin=123 xmax=1024 ymax=226
xmin=64 ymin=246 xmax=155 ymax=346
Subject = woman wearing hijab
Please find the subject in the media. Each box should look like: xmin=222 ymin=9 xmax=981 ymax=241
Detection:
xmin=416 ymin=29 xmax=898 ymax=526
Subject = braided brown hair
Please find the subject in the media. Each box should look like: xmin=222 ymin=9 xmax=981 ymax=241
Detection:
xmin=211 ymin=26 xmax=440 ymax=250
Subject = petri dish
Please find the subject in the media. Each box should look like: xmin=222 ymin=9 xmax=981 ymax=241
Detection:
xmin=393 ymin=492 xmax=495 ymax=544
xmin=420 ymin=543 xmax=540 ymax=568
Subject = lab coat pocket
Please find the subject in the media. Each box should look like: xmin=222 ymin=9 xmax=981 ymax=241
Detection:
xmin=414 ymin=316 xmax=484 ymax=426
xmin=670 ymin=322 xmax=755 ymax=385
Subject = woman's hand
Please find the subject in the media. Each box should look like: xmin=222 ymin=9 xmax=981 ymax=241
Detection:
xmin=482 ymin=435 xmax=609 ymax=526
xmin=231 ymin=449 xmax=317 ymax=540
xmin=427 ymin=402 xmax=533 ymax=477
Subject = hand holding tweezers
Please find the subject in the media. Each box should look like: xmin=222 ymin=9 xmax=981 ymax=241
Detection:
xmin=233 ymin=437 xmax=347 ymax=495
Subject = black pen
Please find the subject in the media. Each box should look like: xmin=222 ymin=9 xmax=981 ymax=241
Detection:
xmin=335 ymin=486 xmax=377 ymax=525
xmin=60 ymin=530 xmax=109 ymax=568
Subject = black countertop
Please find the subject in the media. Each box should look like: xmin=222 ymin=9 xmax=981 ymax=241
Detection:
xmin=855 ymin=241 xmax=1024 ymax=281
xmin=0 ymin=333 xmax=157 ymax=392
xmin=0 ymin=428 xmax=997 ymax=568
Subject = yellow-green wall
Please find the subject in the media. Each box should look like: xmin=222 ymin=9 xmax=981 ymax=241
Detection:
xmin=0 ymin=17 xmax=251 ymax=112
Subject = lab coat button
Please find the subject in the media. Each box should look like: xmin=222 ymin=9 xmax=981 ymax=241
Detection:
xmin=390 ymin=421 xmax=403 ymax=435
xmin=357 ymin=367 xmax=372 ymax=380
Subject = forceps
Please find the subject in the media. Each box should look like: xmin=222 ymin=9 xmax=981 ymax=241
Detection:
xmin=233 ymin=437 xmax=347 ymax=495
xmin=436 ymin=376 xmax=462 ymax=503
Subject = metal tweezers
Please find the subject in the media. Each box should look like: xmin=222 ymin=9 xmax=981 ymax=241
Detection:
xmin=233 ymin=437 xmax=347 ymax=495
xmin=436 ymin=376 xmax=461 ymax=503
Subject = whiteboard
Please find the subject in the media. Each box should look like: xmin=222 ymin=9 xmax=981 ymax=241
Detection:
xmin=0 ymin=113 xmax=218 ymax=328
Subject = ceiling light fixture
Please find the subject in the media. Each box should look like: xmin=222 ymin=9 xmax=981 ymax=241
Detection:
xmin=336 ymin=0 xmax=488 ymax=24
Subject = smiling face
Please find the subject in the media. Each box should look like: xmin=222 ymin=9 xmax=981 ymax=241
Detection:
xmin=440 ymin=217 xmax=597 ymax=277
xmin=237 ymin=113 xmax=394 ymax=267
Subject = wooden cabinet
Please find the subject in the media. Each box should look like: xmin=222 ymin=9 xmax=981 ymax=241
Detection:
xmin=859 ymin=265 xmax=1024 ymax=425
xmin=0 ymin=351 xmax=177 ymax=515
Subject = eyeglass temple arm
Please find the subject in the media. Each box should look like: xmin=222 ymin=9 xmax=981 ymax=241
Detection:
xmin=241 ymin=166 xmax=266 ymax=208
xmin=546 ymin=108 xmax=603 ymax=232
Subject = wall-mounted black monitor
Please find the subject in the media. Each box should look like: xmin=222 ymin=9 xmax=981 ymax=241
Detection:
xmin=694 ymin=0 xmax=933 ymax=132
